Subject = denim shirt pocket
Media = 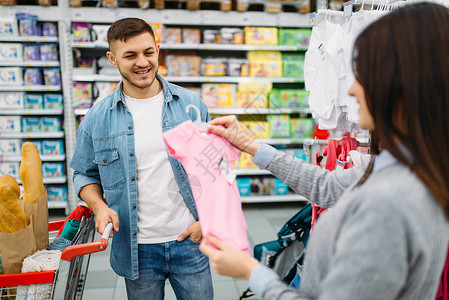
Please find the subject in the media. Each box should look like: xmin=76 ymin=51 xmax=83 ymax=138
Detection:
xmin=94 ymin=148 xmax=126 ymax=190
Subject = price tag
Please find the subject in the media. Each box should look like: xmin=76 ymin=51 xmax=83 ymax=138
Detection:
xmin=343 ymin=1 xmax=353 ymax=18
xmin=219 ymin=157 xmax=236 ymax=184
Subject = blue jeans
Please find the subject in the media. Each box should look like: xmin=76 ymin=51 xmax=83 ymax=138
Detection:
xmin=124 ymin=238 xmax=213 ymax=300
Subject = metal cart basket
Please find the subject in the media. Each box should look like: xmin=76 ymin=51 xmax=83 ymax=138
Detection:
xmin=0 ymin=215 xmax=113 ymax=300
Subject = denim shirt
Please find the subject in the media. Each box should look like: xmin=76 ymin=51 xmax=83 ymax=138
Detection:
xmin=69 ymin=74 xmax=210 ymax=279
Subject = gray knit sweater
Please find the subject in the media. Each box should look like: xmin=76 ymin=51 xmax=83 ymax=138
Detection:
xmin=249 ymin=146 xmax=449 ymax=300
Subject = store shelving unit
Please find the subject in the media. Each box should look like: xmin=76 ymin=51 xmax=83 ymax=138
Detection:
xmin=1 ymin=4 xmax=312 ymax=205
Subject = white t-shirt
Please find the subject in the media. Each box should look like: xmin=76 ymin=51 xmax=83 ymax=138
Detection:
xmin=124 ymin=91 xmax=196 ymax=243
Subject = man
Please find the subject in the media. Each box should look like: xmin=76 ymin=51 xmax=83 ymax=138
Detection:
xmin=69 ymin=18 xmax=213 ymax=299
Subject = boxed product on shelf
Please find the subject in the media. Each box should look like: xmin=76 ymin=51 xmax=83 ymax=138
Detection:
xmin=250 ymin=177 xmax=271 ymax=195
xmin=72 ymin=22 xmax=92 ymax=42
xmin=237 ymin=177 xmax=251 ymax=196
xmin=164 ymin=27 xmax=182 ymax=44
xmin=201 ymin=83 xmax=236 ymax=108
xmin=250 ymin=60 xmax=282 ymax=77
xmin=16 ymin=13 xmax=41 ymax=36
xmin=201 ymin=58 xmax=227 ymax=76
xmin=0 ymin=116 xmax=21 ymax=132
xmin=166 ymin=55 xmax=201 ymax=76
xmin=42 ymin=162 xmax=65 ymax=178
xmin=236 ymin=92 xmax=267 ymax=108
xmin=43 ymin=68 xmax=61 ymax=85
xmin=182 ymin=28 xmax=201 ymax=44
xmin=43 ymin=93 xmax=63 ymax=109
xmin=248 ymin=51 xmax=282 ymax=78
xmin=22 ymin=140 xmax=42 ymax=154
xmin=0 ymin=18 xmax=19 ymax=36
xmin=41 ymin=117 xmax=62 ymax=132
xmin=42 ymin=140 xmax=65 ymax=155
xmin=228 ymin=58 xmax=249 ymax=77
xmin=24 ymin=94 xmax=44 ymax=109
xmin=47 ymin=186 xmax=68 ymax=202
xmin=220 ymin=28 xmax=244 ymax=44
xmin=72 ymin=82 xmax=93 ymax=109
xmin=21 ymin=117 xmax=40 ymax=132
xmin=24 ymin=68 xmax=45 ymax=85
xmin=0 ymin=67 xmax=23 ymax=85
xmin=23 ymin=43 xmax=41 ymax=61
xmin=268 ymin=115 xmax=291 ymax=138
xmin=97 ymin=57 xmax=118 ymax=75
xmin=0 ymin=162 xmax=20 ymax=179
xmin=244 ymin=27 xmax=278 ymax=45
xmin=42 ymin=22 xmax=58 ymax=37
xmin=278 ymin=28 xmax=311 ymax=49
xmin=91 ymin=25 xmax=109 ymax=44
xmin=241 ymin=120 xmax=269 ymax=139
xmin=94 ymin=82 xmax=119 ymax=105
xmin=0 ymin=92 xmax=24 ymax=109
xmin=203 ymin=29 xmax=220 ymax=44
xmin=268 ymin=89 xmax=309 ymax=108
xmin=291 ymin=118 xmax=314 ymax=138
xmin=40 ymin=43 xmax=59 ymax=61
xmin=282 ymin=53 xmax=305 ymax=79
xmin=0 ymin=43 xmax=22 ymax=62
xmin=148 ymin=23 xmax=162 ymax=44
xmin=0 ymin=139 xmax=21 ymax=155
xmin=239 ymin=152 xmax=258 ymax=169
xmin=271 ymin=178 xmax=289 ymax=195
xmin=237 ymin=81 xmax=272 ymax=93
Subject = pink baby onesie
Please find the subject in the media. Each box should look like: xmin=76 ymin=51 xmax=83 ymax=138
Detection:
xmin=163 ymin=120 xmax=251 ymax=254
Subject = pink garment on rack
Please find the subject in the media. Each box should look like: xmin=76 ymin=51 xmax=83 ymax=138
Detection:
xmin=163 ymin=120 xmax=251 ymax=254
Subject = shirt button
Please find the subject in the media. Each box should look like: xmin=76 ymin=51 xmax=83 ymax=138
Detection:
xmin=128 ymin=126 xmax=133 ymax=130
xmin=132 ymin=205 xmax=136 ymax=209
xmin=103 ymin=157 xmax=107 ymax=163
xmin=133 ymin=232 xmax=137 ymax=236
xmin=131 ymin=177 xmax=135 ymax=181
xmin=130 ymin=153 xmax=134 ymax=157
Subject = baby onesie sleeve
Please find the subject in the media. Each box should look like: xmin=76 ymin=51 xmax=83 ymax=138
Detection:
xmin=162 ymin=121 xmax=192 ymax=161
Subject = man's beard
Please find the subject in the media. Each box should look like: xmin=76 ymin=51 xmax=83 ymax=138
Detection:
xmin=119 ymin=68 xmax=156 ymax=89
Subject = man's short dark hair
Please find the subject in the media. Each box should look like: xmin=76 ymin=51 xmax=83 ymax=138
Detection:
xmin=107 ymin=17 xmax=155 ymax=46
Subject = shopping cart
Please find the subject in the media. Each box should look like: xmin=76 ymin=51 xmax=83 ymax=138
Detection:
xmin=0 ymin=215 xmax=113 ymax=300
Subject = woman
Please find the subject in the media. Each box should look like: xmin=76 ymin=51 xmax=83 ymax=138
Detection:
xmin=200 ymin=3 xmax=449 ymax=299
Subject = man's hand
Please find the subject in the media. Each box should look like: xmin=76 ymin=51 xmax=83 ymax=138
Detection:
xmin=94 ymin=206 xmax=119 ymax=238
xmin=177 ymin=221 xmax=202 ymax=242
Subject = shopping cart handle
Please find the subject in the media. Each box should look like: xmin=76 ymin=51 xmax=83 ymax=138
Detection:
xmin=60 ymin=223 xmax=113 ymax=262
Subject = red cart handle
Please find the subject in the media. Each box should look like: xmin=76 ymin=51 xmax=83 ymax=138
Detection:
xmin=60 ymin=223 xmax=113 ymax=262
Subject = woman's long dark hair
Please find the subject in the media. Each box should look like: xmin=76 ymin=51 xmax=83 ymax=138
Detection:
xmin=353 ymin=3 xmax=449 ymax=219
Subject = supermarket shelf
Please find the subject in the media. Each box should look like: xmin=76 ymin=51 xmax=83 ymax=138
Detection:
xmin=235 ymin=169 xmax=271 ymax=176
xmin=48 ymin=201 xmax=67 ymax=209
xmin=256 ymin=138 xmax=307 ymax=145
xmin=0 ymin=154 xmax=65 ymax=162
xmin=209 ymin=107 xmax=310 ymax=115
xmin=16 ymin=176 xmax=67 ymax=185
xmin=0 ymin=61 xmax=60 ymax=67
xmin=166 ymin=76 xmax=303 ymax=83
xmin=0 ymin=36 xmax=58 ymax=43
xmin=0 ymin=109 xmax=63 ymax=116
xmin=0 ymin=132 xmax=64 ymax=139
xmin=70 ymin=8 xmax=310 ymax=27
xmin=72 ymin=74 xmax=303 ymax=83
xmin=74 ymin=108 xmax=89 ymax=116
xmin=241 ymin=194 xmax=308 ymax=203
xmin=0 ymin=85 xmax=61 ymax=92
xmin=72 ymin=42 xmax=306 ymax=52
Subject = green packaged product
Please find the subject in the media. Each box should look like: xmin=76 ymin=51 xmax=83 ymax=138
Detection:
xmin=268 ymin=115 xmax=291 ymax=138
